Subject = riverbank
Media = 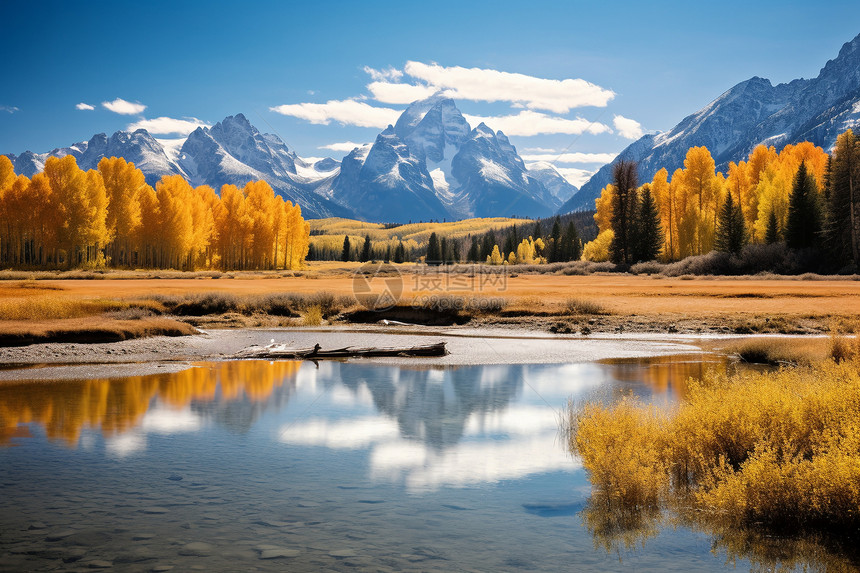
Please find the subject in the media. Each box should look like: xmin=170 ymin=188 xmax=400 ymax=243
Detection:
xmin=0 ymin=326 xmax=716 ymax=380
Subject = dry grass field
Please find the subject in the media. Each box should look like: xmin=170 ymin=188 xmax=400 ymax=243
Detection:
xmin=0 ymin=263 xmax=858 ymax=342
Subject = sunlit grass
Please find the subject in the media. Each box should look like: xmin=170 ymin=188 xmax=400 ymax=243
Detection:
xmin=719 ymin=337 xmax=830 ymax=365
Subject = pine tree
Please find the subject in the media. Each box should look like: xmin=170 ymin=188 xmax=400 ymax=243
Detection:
xmin=765 ymin=209 xmax=780 ymax=245
xmin=384 ymin=244 xmax=391 ymax=263
xmin=341 ymin=235 xmax=351 ymax=262
xmin=785 ymin=161 xmax=822 ymax=250
xmin=715 ymin=191 xmax=747 ymax=254
xmin=634 ymin=187 xmax=664 ymax=261
xmin=439 ymin=236 xmax=448 ymax=265
xmin=533 ymin=220 xmax=543 ymax=241
xmin=824 ymin=129 xmax=859 ymax=266
xmin=482 ymin=230 xmax=495 ymax=261
xmin=549 ymin=217 xmax=562 ymax=262
xmin=393 ymin=241 xmax=405 ymax=264
xmin=561 ymin=221 xmax=582 ymax=261
xmin=609 ymin=160 xmax=638 ymax=264
xmin=426 ymin=232 xmax=441 ymax=265
xmin=360 ymin=234 xmax=372 ymax=262
xmin=467 ymin=236 xmax=479 ymax=262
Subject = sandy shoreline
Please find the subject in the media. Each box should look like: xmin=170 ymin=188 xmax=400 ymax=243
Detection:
xmin=0 ymin=326 xmax=711 ymax=381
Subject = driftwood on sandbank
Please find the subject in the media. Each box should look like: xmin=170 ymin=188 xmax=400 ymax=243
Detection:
xmin=232 ymin=341 xmax=448 ymax=360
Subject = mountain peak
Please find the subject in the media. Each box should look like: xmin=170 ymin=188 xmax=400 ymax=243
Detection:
xmin=562 ymin=31 xmax=860 ymax=214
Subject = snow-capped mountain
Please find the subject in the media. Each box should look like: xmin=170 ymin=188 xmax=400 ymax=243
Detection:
xmin=561 ymin=32 xmax=860 ymax=213
xmin=4 ymin=100 xmax=573 ymax=221
xmin=331 ymin=127 xmax=450 ymax=222
xmin=526 ymin=162 xmax=578 ymax=203
xmin=4 ymin=114 xmax=348 ymax=218
xmin=329 ymin=95 xmax=560 ymax=221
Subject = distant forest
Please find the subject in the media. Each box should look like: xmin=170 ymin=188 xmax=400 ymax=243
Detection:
xmin=582 ymin=129 xmax=860 ymax=274
xmin=310 ymin=211 xmax=596 ymax=265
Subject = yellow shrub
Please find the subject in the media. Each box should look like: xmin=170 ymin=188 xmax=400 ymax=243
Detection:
xmin=569 ymin=357 xmax=860 ymax=532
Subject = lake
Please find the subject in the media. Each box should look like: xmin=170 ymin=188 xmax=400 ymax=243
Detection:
xmin=0 ymin=354 xmax=809 ymax=571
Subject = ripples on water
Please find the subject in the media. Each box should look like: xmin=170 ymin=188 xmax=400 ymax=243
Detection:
xmin=0 ymin=355 xmax=840 ymax=571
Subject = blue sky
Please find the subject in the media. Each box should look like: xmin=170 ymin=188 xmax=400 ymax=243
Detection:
xmin=1 ymin=0 xmax=858 ymax=185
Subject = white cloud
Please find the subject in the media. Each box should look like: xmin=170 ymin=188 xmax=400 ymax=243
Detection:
xmin=464 ymin=110 xmax=611 ymax=137
xmin=0 ymin=105 xmax=19 ymax=114
xmin=403 ymin=61 xmax=614 ymax=113
xmin=613 ymin=115 xmax=644 ymax=139
xmin=555 ymin=167 xmax=596 ymax=187
xmin=270 ymin=99 xmax=401 ymax=128
xmin=102 ymin=98 xmax=146 ymax=115
xmin=521 ymin=147 xmax=560 ymax=153
xmin=75 ymin=102 xmax=95 ymax=111
xmin=367 ymin=81 xmax=438 ymax=104
xmin=319 ymin=141 xmax=368 ymax=152
xmin=363 ymin=65 xmax=404 ymax=82
xmin=127 ymin=116 xmax=210 ymax=135
xmin=520 ymin=151 xmax=617 ymax=164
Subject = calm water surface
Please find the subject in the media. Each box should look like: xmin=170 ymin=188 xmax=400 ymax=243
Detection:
xmin=0 ymin=355 xmax=758 ymax=571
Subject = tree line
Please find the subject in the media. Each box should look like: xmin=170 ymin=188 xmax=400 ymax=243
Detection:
xmin=0 ymin=155 xmax=310 ymax=270
xmin=585 ymin=129 xmax=860 ymax=271
xmin=331 ymin=216 xmax=585 ymax=266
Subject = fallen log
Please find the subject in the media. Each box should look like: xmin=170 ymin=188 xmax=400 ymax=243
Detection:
xmin=232 ymin=341 xmax=448 ymax=360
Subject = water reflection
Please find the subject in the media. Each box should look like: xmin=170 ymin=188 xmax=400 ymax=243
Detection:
xmin=1 ymin=354 xmax=790 ymax=572
xmin=583 ymin=498 xmax=860 ymax=571
xmin=0 ymin=361 xmax=301 ymax=447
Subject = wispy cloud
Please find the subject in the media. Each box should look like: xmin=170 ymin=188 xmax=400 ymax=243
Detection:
xmin=613 ymin=115 xmax=644 ymax=139
xmin=127 ymin=116 xmax=210 ymax=136
xmin=464 ymin=110 xmax=611 ymax=137
xmin=270 ymin=99 xmax=401 ymax=128
xmin=76 ymin=102 xmax=95 ymax=111
xmin=102 ymin=98 xmax=146 ymax=115
xmin=0 ymin=105 xmax=19 ymax=114
xmin=319 ymin=141 xmax=369 ymax=152
xmin=367 ymin=81 xmax=438 ymax=104
xmin=363 ymin=66 xmax=404 ymax=82
xmin=367 ymin=62 xmax=615 ymax=113
xmin=520 ymin=151 xmax=617 ymax=164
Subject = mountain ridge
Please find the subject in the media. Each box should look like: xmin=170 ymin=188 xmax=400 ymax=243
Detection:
xmin=561 ymin=32 xmax=860 ymax=213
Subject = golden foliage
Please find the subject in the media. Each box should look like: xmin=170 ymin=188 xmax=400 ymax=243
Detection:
xmin=0 ymin=361 xmax=301 ymax=446
xmin=570 ymin=356 xmax=860 ymax=533
xmin=0 ymin=157 xmax=309 ymax=270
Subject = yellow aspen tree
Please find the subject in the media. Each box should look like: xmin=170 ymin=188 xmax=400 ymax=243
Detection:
xmin=582 ymin=229 xmax=613 ymax=262
xmin=283 ymin=201 xmax=309 ymax=270
xmin=215 ymin=184 xmax=251 ymax=270
xmin=0 ymin=156 xmax=15 ymax=264
xmin=244 ymin=180 xmax=277 ymax=269
xmin=44 ymin=156 xmax=92 ymax=268
xmin=679 ymin=146 xmax=718 ymax=254
xmin=593 ymin=184 xmax=615 ymax=234
xmin=649 ymin=168 xmax=675 ymax=259
xmin=271 ymin=195 xmax=286 ymax=268
xmin=3 ymin=175 xmax=30 ymax=265
xmin=29 ymin=173 xmax=58 ymax=267
xmin=98 ymin=157 xmax=145 ymax=267
xmin=84 ymin=169 xmax=109 ymax=267
xmin=155 ymin=175 xmax=194 ymax=269
xmin=192 ymin=185 xmax=218 ymax=268
xmin=746 ymin=144 xmax=778 ymax=189
xmin=753 ymin=164 xmax=791 ymax=240
xmin=486 ymin=244 xmax=504 ymax=265
xmin=136 ymin=185 xmax=159 ymax=268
